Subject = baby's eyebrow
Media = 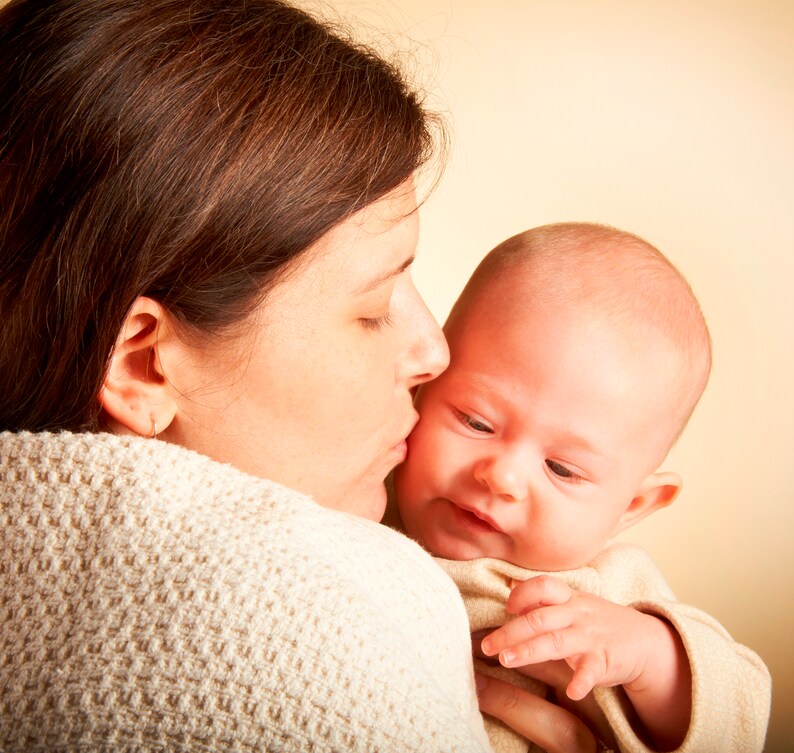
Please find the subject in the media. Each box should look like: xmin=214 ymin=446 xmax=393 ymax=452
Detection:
xmin=356 ymin=255 xmax=415 ymax=295
xmin=555 ymin=435 xmax=617 ymax=470
xmin=555 ymin=430 xmax=600 ymax=456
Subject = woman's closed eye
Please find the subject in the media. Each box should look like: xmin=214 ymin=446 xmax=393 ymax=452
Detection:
xmin=545 ymin=459 xmax=583 ymax=482
xmin=359 ymin=312 xmax=394 ymax=331
xmin=453 ymin=408 xmax=494 ymax=434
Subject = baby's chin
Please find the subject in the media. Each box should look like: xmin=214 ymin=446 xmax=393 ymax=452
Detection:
xmin=416 ymin=529 xmax=496 ymax=563
xmin=426 ymin=534 xmax=592 ymax=572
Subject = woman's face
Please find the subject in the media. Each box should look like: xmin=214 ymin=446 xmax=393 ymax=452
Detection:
xmin=165 ymin=180 xmax=448 ymax=520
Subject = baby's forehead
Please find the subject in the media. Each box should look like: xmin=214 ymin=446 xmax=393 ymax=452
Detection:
xmin=467 ymin=279 xmax=690 ymax=384
xmin=462 ymin=245 xmax=693 ymax=346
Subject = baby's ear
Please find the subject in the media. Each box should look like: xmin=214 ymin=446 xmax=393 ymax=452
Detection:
xmin=615 ymin=472 xmax=682 ymax=534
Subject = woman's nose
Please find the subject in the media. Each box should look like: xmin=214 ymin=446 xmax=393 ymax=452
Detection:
xmin=403 ymin=283 xmax=450 ymax=388
xmin=473 ymin=455 xmax=529 ymax=502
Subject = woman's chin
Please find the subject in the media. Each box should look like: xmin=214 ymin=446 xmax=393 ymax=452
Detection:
xmin=341 ymin=479 xmax=389 ymax=522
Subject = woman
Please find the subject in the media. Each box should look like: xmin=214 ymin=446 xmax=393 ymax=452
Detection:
xmin=0 ymin=1 xmax=597 ymax=750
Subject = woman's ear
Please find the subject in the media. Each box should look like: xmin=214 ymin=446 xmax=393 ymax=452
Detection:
xmin=615 ymin=471 xmax=682 ymax=534
xmin=98 ymin=296 xmax=178 ymax=437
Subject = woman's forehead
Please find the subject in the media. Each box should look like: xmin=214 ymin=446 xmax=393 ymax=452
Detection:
xmin=251 ymin=184 xmax=419 ymax=323
xmin=294 ymin=183 xmax=420 ymax=291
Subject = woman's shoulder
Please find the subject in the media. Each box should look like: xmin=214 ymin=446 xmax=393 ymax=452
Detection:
xmin=1 ymin=428 xmax=458 ymax=595
xmin=1 ymin=430 xmax=488 ymax=751
xmin=0 ymin=430 xmax=470 ymax=659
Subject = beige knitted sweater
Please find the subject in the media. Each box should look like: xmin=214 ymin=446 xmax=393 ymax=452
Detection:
xmin=439 ymin=548 xmax=771 ymax=753
xmin=0 ymin=431 xmax=493 ymax=752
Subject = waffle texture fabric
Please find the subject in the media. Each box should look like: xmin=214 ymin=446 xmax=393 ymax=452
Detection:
xmin=0 ymin=430 xmax=492 ymax=752
xmin=440 ymin=546 xmax=771 ymax=753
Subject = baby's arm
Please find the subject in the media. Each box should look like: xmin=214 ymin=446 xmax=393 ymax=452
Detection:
xmin=476 ymin=544 xmax=772 ymax=753
xmin=480 ymin=575 xmax=690 ymax=750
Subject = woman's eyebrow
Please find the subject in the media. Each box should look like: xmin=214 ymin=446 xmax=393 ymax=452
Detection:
xmin=356 ymin=255 xmax=415 ymax=294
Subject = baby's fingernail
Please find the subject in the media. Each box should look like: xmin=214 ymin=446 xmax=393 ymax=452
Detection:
xmin=480 ymin=637 xmax=493 ymax=655
xmin=500 ymin=650 xmax=516 ymax=666
xmin=474 ymin=673 xmax=489 ymax=693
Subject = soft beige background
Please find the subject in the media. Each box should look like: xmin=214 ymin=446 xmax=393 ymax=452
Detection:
xmin=327 ymin=1 xmax=792 ymax=750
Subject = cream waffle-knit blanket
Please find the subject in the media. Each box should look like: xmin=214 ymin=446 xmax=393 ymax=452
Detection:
xmin=0 ymin=431 xmax=492 ymax=752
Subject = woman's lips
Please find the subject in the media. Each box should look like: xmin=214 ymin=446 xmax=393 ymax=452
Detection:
xmin=391 ymin=439 xmax=408 ymax=461
xmin=392 ymin=413 xmax=419 ymax=460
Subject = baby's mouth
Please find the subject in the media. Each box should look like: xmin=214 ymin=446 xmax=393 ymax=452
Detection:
xmin=451 ymin=500 xmax=502 ymax=534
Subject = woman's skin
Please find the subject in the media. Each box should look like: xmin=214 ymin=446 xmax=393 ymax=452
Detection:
xmin=474 ymin=638 xmax=615 ymax=752
xmin=100 ymin=180 xmax=448 ymax=522
xmin=477 ymin=673 xmax=601 ymax=753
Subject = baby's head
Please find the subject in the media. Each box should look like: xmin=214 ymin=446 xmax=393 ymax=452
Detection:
xmin=394 ymin=222 xmax=711 ymax=570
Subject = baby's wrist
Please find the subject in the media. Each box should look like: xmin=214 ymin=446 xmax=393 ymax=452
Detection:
xmin=623 ymin=613 xmax=677 ymax=694
xmin=621 ymin=613 xmax=691 ymax=748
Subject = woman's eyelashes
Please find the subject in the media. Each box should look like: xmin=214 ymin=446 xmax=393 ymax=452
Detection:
xmin=545 ymin=459 xmax=583 ymax=482
xmin=453 ymin=408 xmax=494 ymax=434
xmin=359 ymin=312 xmax=394 ymax=331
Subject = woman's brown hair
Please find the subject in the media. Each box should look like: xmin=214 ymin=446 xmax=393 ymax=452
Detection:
xmin=0 ymin=0 xmax=441 ymax=431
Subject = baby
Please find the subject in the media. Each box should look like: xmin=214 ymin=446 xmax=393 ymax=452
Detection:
xmin=391 ymin=223 xmax=770 ymax=753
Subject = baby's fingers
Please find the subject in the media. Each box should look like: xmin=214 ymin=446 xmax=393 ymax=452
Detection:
xmin=506 ymin=574 xmax=574 ymax=615
xmin=565 ymin=656 xmax=604 ymax=701
xmin=480 ymin=604 xmax=573 ymax=661
xmin=497 ymin=624 xmax=581 ymax=668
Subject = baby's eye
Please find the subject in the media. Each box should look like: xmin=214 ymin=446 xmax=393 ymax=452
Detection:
xmin=453 ymin=409 xmax=494 ymax=434
xmin=546 ymin=459 xmax=582 ymax=482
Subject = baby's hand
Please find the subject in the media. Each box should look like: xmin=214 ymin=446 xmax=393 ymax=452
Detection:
xmin=479 ymin=575 xmax=664 ymax=701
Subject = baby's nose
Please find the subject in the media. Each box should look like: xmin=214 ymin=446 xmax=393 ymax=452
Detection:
xmin=473 ymin=456 xmax=529 ymax=502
